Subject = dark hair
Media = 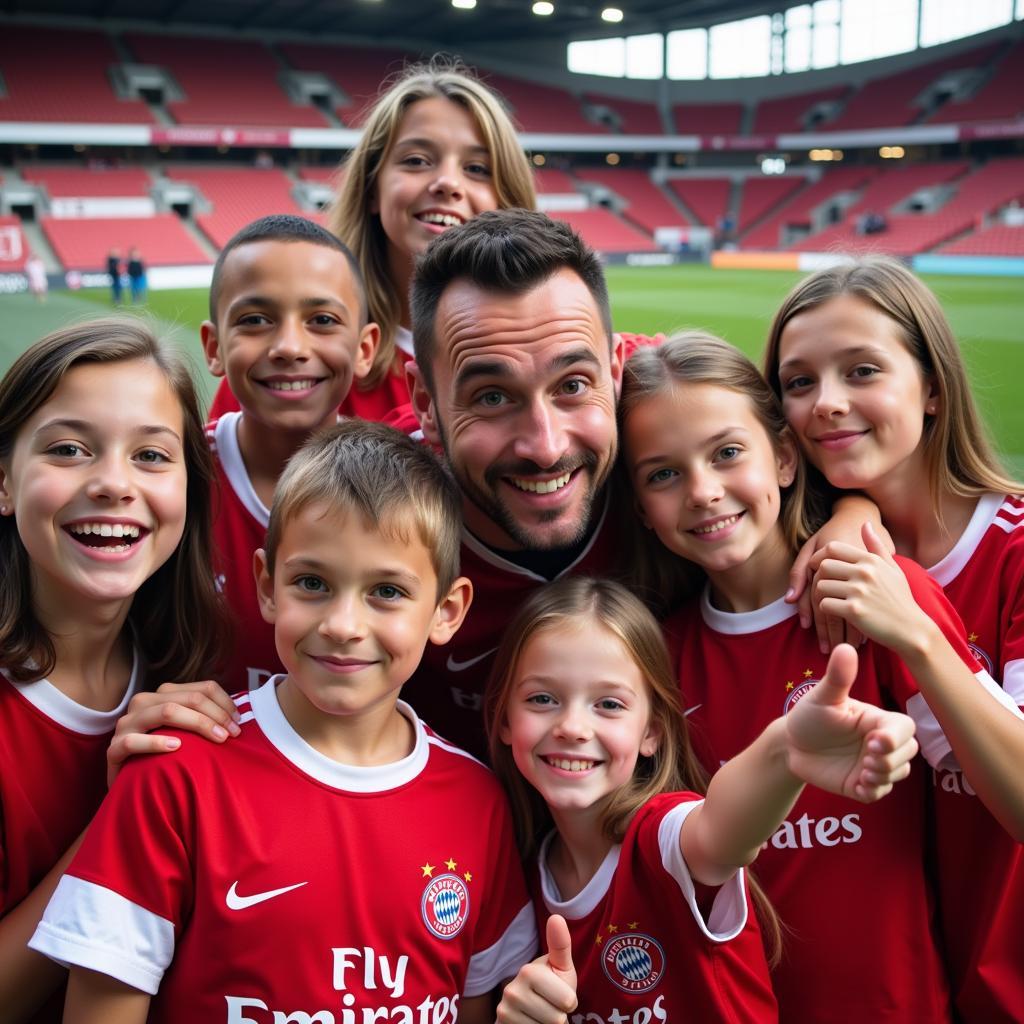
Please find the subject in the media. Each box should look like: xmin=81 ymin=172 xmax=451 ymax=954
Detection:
xmin=208 ymin=213 xmax=366 ymax=323
xmin=0 ymin=317 xmax=227 ymax=686
xmin=410 ymin=209 xmax=612 ymax=395
xmin=265 ymin=419 xmax=462 ymax=599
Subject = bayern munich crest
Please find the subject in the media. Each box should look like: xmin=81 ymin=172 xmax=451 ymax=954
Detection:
xmin=784 ymin=678 xmax=818 ymax=715
xmin=421 ymin=874 xmax=469 ymax=940
xmin=601 ymin=933 xmax=665 ymax=993
xmin=968 ymin=640 xmax=994 ymax=675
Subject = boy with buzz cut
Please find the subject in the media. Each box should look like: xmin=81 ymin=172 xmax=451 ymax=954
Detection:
xmin=31 ymin=420 xmax=538 ymax=1023
xmin=202 ymin=214 xmax=379 ymax=692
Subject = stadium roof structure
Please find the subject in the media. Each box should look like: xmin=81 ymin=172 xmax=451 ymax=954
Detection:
xmin=8 ymin=0 xmax=778 ymax=47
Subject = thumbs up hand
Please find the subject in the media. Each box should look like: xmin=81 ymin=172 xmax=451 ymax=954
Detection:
xmin=786 ymin=642 xmax=919 ymax=803
xmin=497 ymin=915 xmax=578 ymax=1024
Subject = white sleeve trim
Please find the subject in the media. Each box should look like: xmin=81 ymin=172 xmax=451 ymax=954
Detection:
xmin=1003 ymin=658 xmax=1024 ymax=707
xmin=464 ymin=902 xmax=537 ymax=997
xmin=28 ymin=876 xmax=174 ymax=996
xmin=907 ymin=670 xmax=1023 ymax=770
xmin=657 ymin=800 xmax=748 ymax=943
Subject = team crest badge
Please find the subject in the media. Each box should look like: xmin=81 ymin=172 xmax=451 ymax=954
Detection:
xmin=783 ymin=670 xmax=819 ymax=714
xmin=967 ymin=639 xmax=994 ymax=675
xmin=601 ymin=933 xmax=665 ymax=993
xmin=421 ymin=874 xmax=469 ymax=940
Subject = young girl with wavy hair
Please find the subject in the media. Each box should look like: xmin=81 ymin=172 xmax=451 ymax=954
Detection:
xmin=0 ymin=317 xmax=226 ymax=1021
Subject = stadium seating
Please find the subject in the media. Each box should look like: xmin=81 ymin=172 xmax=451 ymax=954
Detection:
xmin=739 ymin=167 xmax=876 ymax=250
xmin=476 ymin=71 xmax=599 ymax=134
xmin=278 ymin=44 xmax=415 ymax=126
xmin=551 ymin=209 xmax=658 ymax=253
xmin=42 ymin=214 xmax=210 ymax=269
xmin=940 ymin=224 xmax=1024 ymax=255
xmin=928 ymin=38 xmax=1024 ymax=124
xmin=22 ymin=167 xmax=153 ymax=198
xmin=534 ymin=169 xmax=578 ymax=194
xmin=672 ymin=103 xmax=743 ymax=135
xmin=825 ymin=44 xmax=999 ymax=131
xmin=790 ymin=158 xmax=1024 ymax=255
xmin=124 ymin=34 xmax=328 ymax=128
xmin=0 ymin=26 xmax=153 ymax=123
xmin=736 ymin=177 xmax=807 ymax=233
xmin=164 ymin=167 xmax=307 ymax=249
xmin=665 ymin=178 xmax=731 ymax=227
xmin=297 ymin=167 xmax=343 ymax=184
xmin=572 ymin=168 xmax=685 ymax=235
xmin=584 ymin=94 xmax=664 ymax=134
xmin=752 ymin=86 xmax=849 ymax=134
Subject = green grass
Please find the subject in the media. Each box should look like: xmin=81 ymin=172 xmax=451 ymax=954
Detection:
xmin=1 ymin=265 xmax=1021 ymax=470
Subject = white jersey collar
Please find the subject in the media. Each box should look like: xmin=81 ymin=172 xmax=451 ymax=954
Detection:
xmin=928 ymin=493 xmax=1004 ymax=587
xmin=213 ymin=411 xmax=270 ymax=528
xmin=250 ymin=676 xmax=430 ymax=792
xmin=6 ymin=648 xmax=141 ymax=735
xmin=537 ymin=830 xmax=621 ymax=920
xmin=699 ymin=584 xmax=797 ymax=635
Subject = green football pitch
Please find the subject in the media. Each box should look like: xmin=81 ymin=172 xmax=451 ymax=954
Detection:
xmin=1 ymin=264 xmax=1021 ymax=472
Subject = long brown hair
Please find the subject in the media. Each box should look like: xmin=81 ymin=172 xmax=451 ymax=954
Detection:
xmin=0 ymin=317 xmax=227 ymax=686
xmin=330 ymin=58 xmax=537 ymax=390
xmin=484 ymin=576 xmax=782 ymax=962
xmin=618 ymin=331 xmax=827 ymax=615
xmin=763 ymin=256 xmax=1021 ymax=517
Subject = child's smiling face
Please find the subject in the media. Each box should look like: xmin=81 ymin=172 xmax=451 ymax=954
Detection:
xmin=0 ymin=358 xmax=187 ymax=617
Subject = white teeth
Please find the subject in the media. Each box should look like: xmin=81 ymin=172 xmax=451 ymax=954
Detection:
xmin=69 ymin=523 xmax=141 ymax=539
xmin=692 ymin=514 xmax=740 ymax=535
xmin=510 ymin=472 xmax=572 ymax=495
xmin=418 ymin=212 xmax=462 ymax=227
xmin=267 ymin=379 xmax=318 ymax=392
xmin=549 ymin=757 xmax=596 ymax=772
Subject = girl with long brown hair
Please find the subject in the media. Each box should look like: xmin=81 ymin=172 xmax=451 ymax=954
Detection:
xmin=0 ymin=317 xmax=226 ymax=1020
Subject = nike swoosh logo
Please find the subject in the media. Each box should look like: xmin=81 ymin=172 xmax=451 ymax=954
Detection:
xmin=226 ymin=880 xmax=308 ymax=911
xmin=684 ymin=704 xmax=702 ymax=717
xmin=446 ymin=647 xmax=498 ymax=672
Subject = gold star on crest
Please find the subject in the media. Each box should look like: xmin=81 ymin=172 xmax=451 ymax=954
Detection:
xmin=595 ymin=933 xmax=604 ymax=946
xmin=463 ymin=871 xmax=473 ymax=883
xmin=606 ymin=924 xmax=618 ymax=934
xmin=628 ymin=921 xmax=639 ymax=930
xmin=803 ymin=669 xmax=814 ymax=678
xmin=969 ymin=632 xmax=979 ymax=643
xmin=421 ymin=863 xmax=435 ymax=878
xmin=785 ymin=680 xmax=795 ymax=691
xmin=445 ymin=858 xmax=457 ymax=871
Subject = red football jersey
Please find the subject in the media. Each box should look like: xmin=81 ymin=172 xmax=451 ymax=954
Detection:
xmin=666 ymin=557 xmax=989 ymax=1023
xmin=1 ymin=662 xmax=140 ymax=1024
xmin=31 ymin=681 xmax=537 ymax=1023
xmin=927 ymin=493 xmax=1024 ymax=1022
xmin=406 ymin=502 xmax=619 ymax=760
xmin=207 ymin=332 xmax=413 ymax=425
xmin=0 ymin=661 xmax=140 ymax=915
xmin=533 ymin=793 xmax=778 ymax=1023
xmin=207 ymin=412 xmax=283 ymax=693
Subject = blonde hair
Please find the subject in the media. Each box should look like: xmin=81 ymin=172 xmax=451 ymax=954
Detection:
xmin=618 ymin=331 xmax=826 ymax=614
xmin=484 ymin=576 xmax=781 ymax=962
xmin=330 ymin=59 xmax=537 ymax=390
xmin=764 ymin=256 xmax=1021 ymax=517
xmin=265 ymin=419 xmax=461 ymax=598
